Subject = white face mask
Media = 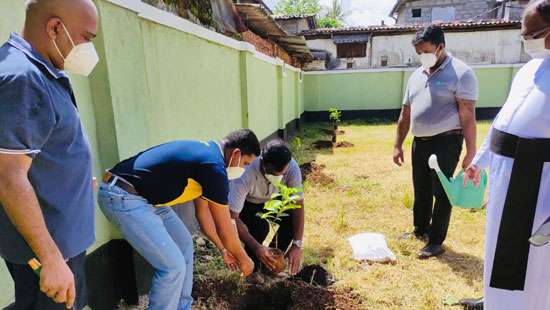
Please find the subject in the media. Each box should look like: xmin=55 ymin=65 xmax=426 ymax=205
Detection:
xmin=419 ymin=52 xmax=438 ymax=70
xmin=52 ymin=22 xmax=99 ymax=76
xmin=265 ymin=174 xmax=283 ymax=185
xmin=226 ymin=153 xmax=245 ymax=180
xmin=523 ymin=36 xmax=550 ymax=59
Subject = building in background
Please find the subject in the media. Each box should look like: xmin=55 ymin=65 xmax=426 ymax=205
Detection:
xmin=390 ymin=0 xmax=529 ymax=24
xmin=300 ymin=0 xmax=530 ymax=71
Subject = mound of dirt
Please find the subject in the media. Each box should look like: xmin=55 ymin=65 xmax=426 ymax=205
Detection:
xmin=294 ymin=264 xmax=333 ymax=287
xmin=321 ymin=129 xmax=346 ymax=136
xmin=193 ymin=271 xmax=363 ymax=310
xmin=300 ymin=162 xmax=334 ymax=185
xmin=335 ymin=141 xmax=354 ymax=148
xmin=311 ymin=140 xmax=334 ymax=150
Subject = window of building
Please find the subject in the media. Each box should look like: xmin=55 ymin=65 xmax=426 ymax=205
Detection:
xmin=412 ymin=8 xmax=422 ymax=18
xmin=336 ymin=43 xmax=367 ymax=59
xmin=347 ymin=62 xmax=354 ymax=69
xmin=380 ymin=56 xmax=388 ymax=67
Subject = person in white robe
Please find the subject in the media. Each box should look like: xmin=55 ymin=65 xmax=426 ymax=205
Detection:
xmin=465 ymin=1 xmax=550 ymax=309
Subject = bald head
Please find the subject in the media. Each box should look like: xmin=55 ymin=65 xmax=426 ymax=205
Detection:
xmin=525 ymin=0 xmax=550 ymax=24
xmin=22 ymin=0 xmax=98 ymax=70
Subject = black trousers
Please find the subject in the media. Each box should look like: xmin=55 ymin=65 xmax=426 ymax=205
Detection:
xmin=4 ymin=252 xmax=87 ymax=310
xmin=412 ymin=134 xmax=463 ymax=245
xmin=240 ymin=200 xmax=293 ymax=271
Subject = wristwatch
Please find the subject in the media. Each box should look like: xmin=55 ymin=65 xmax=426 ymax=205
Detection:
xmin=292 ymin=240 xmax=303 ymax=248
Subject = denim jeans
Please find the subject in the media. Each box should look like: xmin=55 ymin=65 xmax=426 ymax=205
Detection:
xmin=97 ymin=183 xmax=193 ymax=310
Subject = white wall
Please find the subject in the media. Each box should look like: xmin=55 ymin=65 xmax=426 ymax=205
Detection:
xmin=306 ymin=38 xmax=370 ymax=70
xmin=305 ymin=28 xmax=526 ymax=71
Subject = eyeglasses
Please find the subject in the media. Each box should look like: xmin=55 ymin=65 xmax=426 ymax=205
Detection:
xmin=522 ymin=25 xmax=550 ymax=41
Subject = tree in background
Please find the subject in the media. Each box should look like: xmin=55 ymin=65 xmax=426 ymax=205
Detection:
xmin=274 ymin=0 xmax=321 ymax=16
xmin=318 ymin=0 xmax=346 ymax=28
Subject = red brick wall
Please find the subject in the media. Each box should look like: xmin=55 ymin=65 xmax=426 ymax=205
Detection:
xmin=242 ymin=31 xmax=300 ymax=67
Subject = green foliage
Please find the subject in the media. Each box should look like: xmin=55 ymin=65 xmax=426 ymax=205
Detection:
xmin=324 ymin=0 xmax=346 ymax=22
xmin=328 ymin=108 xmax=342 ymax=123
xmin=274 ymin=0 xmax=322 ymax=15
xmin=318 ymin=16 xmax=342 ymax=28
xmin=257 ymin=183 xmax=302 ymax=227
xmin=291 ymin=136 xmax=303 ymax=152
xmin=189 ymin=0 xmax=214 ymax=27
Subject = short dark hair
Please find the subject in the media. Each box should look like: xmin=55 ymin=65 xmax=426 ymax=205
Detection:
xmin=535 ymin=0 xmax=550 ymax=24
xmin=262 ymin=140 xmax=292 ymax=174
xmin=223 ymin=129 xmax=261 ymax=156
xmin=412 ymin=25 xmax=446 ymax=46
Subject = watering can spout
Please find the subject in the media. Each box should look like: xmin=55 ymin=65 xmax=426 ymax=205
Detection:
xmin=428 ymin=154 xmax=487 ymax=209
xmin=428 ymin=155 xmax=452 ymax=190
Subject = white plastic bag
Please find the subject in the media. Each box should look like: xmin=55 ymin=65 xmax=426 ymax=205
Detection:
xmin=348 ymin=233 xmax=396 ymax=263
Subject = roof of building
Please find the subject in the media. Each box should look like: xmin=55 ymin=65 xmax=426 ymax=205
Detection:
xmin=301 ymin=20 xmax=522 ymax=38
xmin=273 ymin=14 xmax=317 ymax=20
xmin=235 ymin=3 xmax=288 ymax=37
xmin=390 ymin=0 xmax=414 ymax=17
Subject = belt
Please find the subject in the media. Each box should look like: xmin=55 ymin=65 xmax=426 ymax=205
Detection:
xmin=102 ymin=171 xmax=139 ymax=196
xmin=415 ymin=129 xmax=463 ymax=141
xmin=490 ymin=129 xmax=550 ymax=291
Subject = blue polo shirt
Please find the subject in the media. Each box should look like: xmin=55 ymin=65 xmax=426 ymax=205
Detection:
xmin=0 ymin=33 xmax=95 ymax=264
xmin=110 ymin=140 xmax=229 ymax=206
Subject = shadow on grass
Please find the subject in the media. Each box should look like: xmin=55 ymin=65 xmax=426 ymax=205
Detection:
xmin=437 ymin=247 xmax=484 ymax=286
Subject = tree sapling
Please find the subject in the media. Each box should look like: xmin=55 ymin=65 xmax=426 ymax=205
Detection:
xmin=257 ymin=183 xmax=303 ymax=273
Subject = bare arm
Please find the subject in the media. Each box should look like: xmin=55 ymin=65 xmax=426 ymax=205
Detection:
xmin=291 ymin=200 xmax=304 ymax=241
xmin=231 ymin=211 xmax=263 ymax=251
xmin=393 ymin=105 xmax=411 ymax=166
xmin=194 ymin=198 xmax=226 ymax=251
xmin=457 ymin=99 xmax=477 ymax=169
xmin=207 ymin=200 xmax=249 ymax=260
xmin=0 ymin=154 xmax=75 ymax=307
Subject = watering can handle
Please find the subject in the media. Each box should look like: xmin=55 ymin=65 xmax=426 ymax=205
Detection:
xmin=428 ymin=154 xmax=441 ymax=172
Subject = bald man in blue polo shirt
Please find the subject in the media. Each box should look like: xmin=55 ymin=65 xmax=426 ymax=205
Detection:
xmin=0 ymin=0 xmax=99 ymax=309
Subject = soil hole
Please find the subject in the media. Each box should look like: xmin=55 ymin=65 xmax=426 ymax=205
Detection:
xmin=300 ymin=162 xmax=334 ymax=185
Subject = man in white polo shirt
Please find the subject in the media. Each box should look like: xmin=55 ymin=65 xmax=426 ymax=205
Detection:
xmin=393 ymin=25 xmax=478 ymax=258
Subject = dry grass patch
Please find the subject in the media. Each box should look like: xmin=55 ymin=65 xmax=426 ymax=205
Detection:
xmin=293 ymin=121 xmax=491 ymax=310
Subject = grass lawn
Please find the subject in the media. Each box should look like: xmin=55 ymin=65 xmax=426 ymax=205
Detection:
xmin=293 ymin=120 xmax=491 ymax=310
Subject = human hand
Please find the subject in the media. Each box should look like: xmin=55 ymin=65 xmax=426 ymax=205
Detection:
xmin=464 ymin=164 xmax=481 ymax=187
xmin=238 ymin=255 xmax=254 ymax=277
xmin=255 ymin=245 xmax=278 ymax=272
xmin=40 ymin=256 xmax=75 ymax=309
xmin=393 ymin=146 xmax=405 ymax=166
xmin=285 ymin=245 xmax=302 ymax=276
xmin=221 ymin=249 xmax=239 ymax=272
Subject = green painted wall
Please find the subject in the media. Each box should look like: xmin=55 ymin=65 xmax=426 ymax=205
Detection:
xmin=282 ymin=69 xmax=299 ymax=125
xmin=304 ymin=66 xmax=521 ymax=112
xmin=0 ymin=1 xmax=304 ymax=306
xmin=247 ymin=56 xmax=280 ymax=138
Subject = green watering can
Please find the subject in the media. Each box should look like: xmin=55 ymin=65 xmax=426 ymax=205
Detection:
xmin=428 ymin=154 xmax=487 ymax=209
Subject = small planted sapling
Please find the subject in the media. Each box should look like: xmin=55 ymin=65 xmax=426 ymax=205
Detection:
xmin=257 ymin=183 xmax=302 ymax=273
xmin=328 ymin=108 xmax=342 ymax=143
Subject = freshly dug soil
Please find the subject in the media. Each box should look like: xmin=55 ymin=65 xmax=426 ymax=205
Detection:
xmin=311 ymin=140 xmax=334 ymax=150
xmin=321 ymin=129 xmax=346 ymax=136
xmin=192 ymin=269 xmax=363 ymax=310
xmin=294 ymin=264 xmax=333 ymax=287
xmin=300 ymin=162 xmax=335 ymax=185
xmin=335 ymin=141 xmax=354 ymax=148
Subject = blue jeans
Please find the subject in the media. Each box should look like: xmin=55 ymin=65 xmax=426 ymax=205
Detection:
xmin=97 ymin=183 xmax=193 ymax=310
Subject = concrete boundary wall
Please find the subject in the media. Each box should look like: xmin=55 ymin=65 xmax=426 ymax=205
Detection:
xmin=0 ymin=0 xmax=304 ymax=307
xmin=304 ymin=63 xmax=524 ymax=113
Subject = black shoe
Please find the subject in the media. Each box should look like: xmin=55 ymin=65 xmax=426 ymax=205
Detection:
xmin=418 ymin=244 xmax=445 ymax=259
xmin=459 ymin=297 xmax=483 ymax=310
